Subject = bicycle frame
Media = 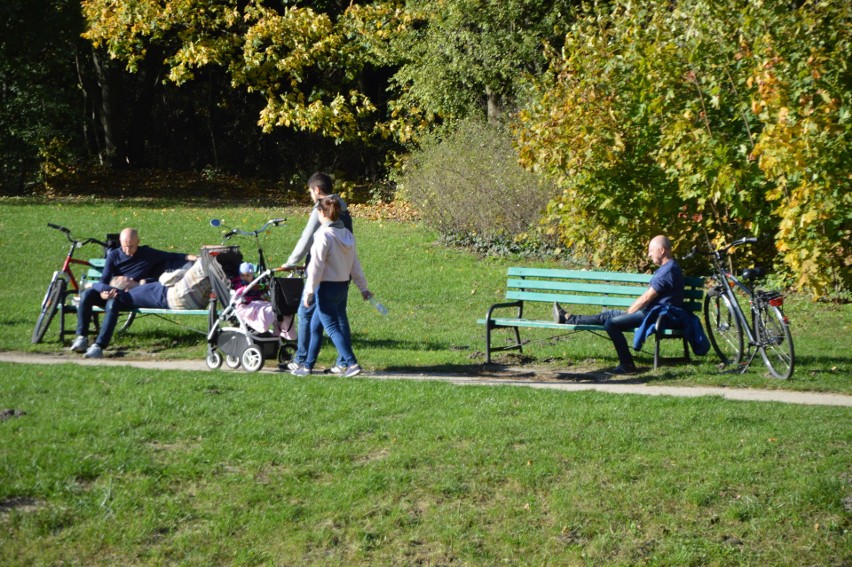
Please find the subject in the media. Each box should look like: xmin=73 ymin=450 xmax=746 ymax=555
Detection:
xmin=704 ymin=237 xmax=793 ymax=378
xmin=57 ymin=242 xmax=95 ymax=292
xmin=33 ymin=224 xmax=109 ymax=344
xmin=708 ymin=259 xmax=760 ymax=347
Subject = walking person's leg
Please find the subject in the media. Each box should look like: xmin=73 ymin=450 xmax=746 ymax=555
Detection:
xmin=315 ymin=282 xmax=358 ymax=370
xmin=293 ymin=301 xmax=315 ymax=366
xmin=299 ymin=300 xmax=325 ymax=373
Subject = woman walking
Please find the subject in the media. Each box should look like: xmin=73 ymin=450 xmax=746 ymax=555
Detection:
xmin=291 ymin=196 xmax=372 ymax=377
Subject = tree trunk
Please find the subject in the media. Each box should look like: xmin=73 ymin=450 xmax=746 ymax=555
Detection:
xmin=486 ymin=86 xmax=502 ymax=124
xmin=126 ymin=47 xmax=163 ymax=166
xmin=90 ymin=48 xmax=126 ymax=168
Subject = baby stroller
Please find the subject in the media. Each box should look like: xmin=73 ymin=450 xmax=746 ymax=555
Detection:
xmin=202 ymin=245 xmax=303 ymax=372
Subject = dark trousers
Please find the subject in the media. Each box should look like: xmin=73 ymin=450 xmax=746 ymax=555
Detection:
xmin=76 ymin=288 xmax=123 ymax=348
xmin=567 ymin=309 xmax=646 ymax=368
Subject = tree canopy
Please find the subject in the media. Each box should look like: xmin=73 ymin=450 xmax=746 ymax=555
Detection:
xmin=516 ymin=0 xmax=850 ymax=295
xmin=2 ymin=0 xmax=848 ymax=295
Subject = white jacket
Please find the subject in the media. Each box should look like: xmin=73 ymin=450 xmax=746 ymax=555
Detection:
xmin=304 ymin=222 xmax=368 ymax=299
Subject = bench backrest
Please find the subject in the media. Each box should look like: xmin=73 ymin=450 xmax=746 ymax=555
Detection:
xmin=505 ymin=267 xmax=705 ymax=312
xmin=82 ymin=258 xmax=106 ymax=289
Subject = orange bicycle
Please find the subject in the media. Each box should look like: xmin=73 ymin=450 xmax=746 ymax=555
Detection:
xmin=32 ymin=224 xmax=110 ymax=344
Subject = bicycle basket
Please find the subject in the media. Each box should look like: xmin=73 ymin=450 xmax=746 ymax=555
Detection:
xmin=201 ymin=245 xmax=242 ymax=279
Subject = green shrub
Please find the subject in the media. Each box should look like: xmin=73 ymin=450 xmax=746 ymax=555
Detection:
xmin=398 ymin=117 xmax=557 ymax=251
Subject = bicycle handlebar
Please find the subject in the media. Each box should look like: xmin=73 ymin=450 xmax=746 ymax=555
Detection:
xmin=48 ymin=223 xmax=109 ymax=248
xmin=216 ymin=218 xmax=286 ymax=240
xmin=684 ymin=237 xmax=758 ymax=259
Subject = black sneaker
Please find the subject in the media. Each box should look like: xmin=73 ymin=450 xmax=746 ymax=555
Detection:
xmin=605 ymin=364 xmax=638 ymax=376
xmin=552 ymin=302 xmax=567 ymax=324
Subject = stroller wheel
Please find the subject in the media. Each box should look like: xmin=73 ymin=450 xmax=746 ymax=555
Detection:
xmin=241 ymin=346 xmax=264 ymax=372
xmin=225 ymin=355 xmax=241 ymax=369
xmin=206 ymin=350 xmax=223 ymax=370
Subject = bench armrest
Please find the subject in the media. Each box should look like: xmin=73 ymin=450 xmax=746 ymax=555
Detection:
xmin=484 ymin=300 xmax=524 ymax=325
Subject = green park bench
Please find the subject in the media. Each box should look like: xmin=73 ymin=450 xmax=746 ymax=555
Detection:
xmin=478 ymin=267 xmax=706 ymax=368
xmin=57 ymin=258 xmax=211 ymax=343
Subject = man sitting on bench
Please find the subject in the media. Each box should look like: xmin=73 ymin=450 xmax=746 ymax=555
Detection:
xmin=552 ymin=235 xmax=684 ymax=375
xmin=70 ymin=227 xmax=197 ymax=359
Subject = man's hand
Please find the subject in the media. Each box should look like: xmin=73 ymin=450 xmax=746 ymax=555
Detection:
xmin=627 ymin=287 xmax=658 ymax=314
xmin=100 ymin=289 xmax=119 ymax=300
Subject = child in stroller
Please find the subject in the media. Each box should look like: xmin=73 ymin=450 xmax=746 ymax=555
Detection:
xmin=204 ymin=249 xmax=300 ymax=372
xmin=232 ymin=262 xmax=278 ymax=335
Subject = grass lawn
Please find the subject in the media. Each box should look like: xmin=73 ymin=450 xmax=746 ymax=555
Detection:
xmin=1 ymin=197 xmax=850 ymax=564
xmin=2 ymin=198 xmax=849 ymax=392
xmin=1 ymin=363 xmax=849 ymax=565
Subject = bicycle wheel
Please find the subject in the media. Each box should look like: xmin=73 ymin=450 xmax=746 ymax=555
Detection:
xmin=704 ymin=291 xmax=744 ymax=366
xmin=32 ymin=277 xmax=67 ymax=344
xmin=756 ymin=304 xmax=794 ymax=379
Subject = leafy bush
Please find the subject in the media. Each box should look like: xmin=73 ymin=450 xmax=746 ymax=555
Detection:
xmin=399 ymin=118 xmax=557 ymax=251
xmin=516 ymin=0 xmax=851 ymax=297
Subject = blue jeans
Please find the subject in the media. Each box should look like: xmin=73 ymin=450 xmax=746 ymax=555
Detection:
xmin=304 ymin=281 xmax=358 ymax=369
xmin=567 ymin=309 xmax=646 ymax=368
xmin=76 ymin=288 xmax=125 ymax=348
xmin=293 ymin=289 xmax=346 ymax=367
xmin=293 ymin=301 xmax=315 ymax=365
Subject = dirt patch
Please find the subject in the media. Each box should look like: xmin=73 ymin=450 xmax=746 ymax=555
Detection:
xmin=0 ymin=497 xmax=45 ymax=515
xmin=0 ymin=409 xmax=26 ymax=421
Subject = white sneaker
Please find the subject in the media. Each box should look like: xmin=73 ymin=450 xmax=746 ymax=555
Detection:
xmin=84 ymin=344 xmax=103 ymax=359
xmin=343 ymin=364 xmax=362 ymax=378
xmin=329 ymin=365 xmax=346 ymax=375
xmin=70 ymin=336 xmax=89 ymax=353
xmin=287 ymin=361 xmax=301 ymax=371
xmin=290 ymin=366 xmax=311 ymax=377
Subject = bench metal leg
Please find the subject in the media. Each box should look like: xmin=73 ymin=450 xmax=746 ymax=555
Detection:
xmin=654 ymin=335 xmax=660 ymax=369
xmin=485 ymin=325 xmax=523 ymax=364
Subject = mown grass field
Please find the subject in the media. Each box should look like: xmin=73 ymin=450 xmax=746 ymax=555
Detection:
xmin=1 ymin=198 xmax=850 ymax=564
xmin=2 ymin=198 xmax=849 ymax=391
xmin=2 ymin=363 xmax=850 ymax=565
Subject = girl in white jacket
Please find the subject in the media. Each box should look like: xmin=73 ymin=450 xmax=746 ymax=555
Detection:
xmin=291 ymin=196 xmax=372 ymax=377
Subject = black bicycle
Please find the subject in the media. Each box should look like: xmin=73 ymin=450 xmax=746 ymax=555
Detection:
xmin=701 ymin=237 xmax=794 ymax=379
xmin=33 ymin=224 xmax=109 ymax=344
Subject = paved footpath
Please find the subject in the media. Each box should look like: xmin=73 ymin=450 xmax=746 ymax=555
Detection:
xmin=1 ymin=352 xmax=850 ymax=408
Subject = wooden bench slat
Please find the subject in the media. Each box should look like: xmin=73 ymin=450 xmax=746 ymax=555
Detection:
xmin=507 ymin=279 xmax=647 ymax=296
xmin=507 ymin=290 xmax=636 ymax=307
xmin=508 ymin=267 xmax=653 ymax=283
xmin=478 ymin=317 xmax=689 ymax=336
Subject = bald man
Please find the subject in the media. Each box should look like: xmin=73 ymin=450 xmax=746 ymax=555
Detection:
xmin=71 ymin=227 xmax=197 ymax=358
xmin=553 ymin=235 xmax=684 ymax=374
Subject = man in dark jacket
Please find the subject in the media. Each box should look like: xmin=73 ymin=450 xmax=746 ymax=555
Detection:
xmin=70 ymin=227 xmax=196 ymax=358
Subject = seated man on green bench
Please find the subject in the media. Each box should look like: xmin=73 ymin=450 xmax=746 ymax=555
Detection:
xmin=553 ymin=235 xmax=684 ymax=375
xmin=71 ymin=227 xmax=197 ymax=359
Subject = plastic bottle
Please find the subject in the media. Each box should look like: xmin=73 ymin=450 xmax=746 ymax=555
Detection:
xmin=369 ymin=296 xmax=388 ymax=316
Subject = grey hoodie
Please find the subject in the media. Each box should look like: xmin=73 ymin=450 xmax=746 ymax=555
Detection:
xmin=284 ymin=194 xmax=349 ymax=268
